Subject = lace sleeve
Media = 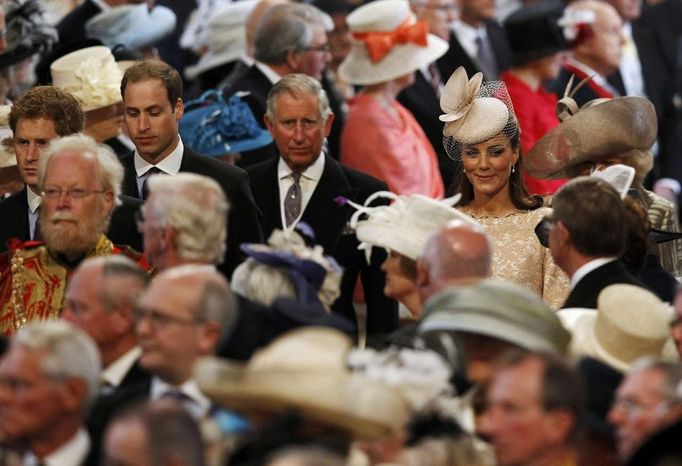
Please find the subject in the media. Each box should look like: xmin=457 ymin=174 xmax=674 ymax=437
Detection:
xmin=541 ymin=246 xmax=570 ymax=310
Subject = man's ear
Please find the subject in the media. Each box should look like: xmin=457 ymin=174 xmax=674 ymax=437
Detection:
xmin=264 ymin=113 xmax=274 ymax=133
xmin=323 ymin=112 xmax=335 ymax=137
xmin=416 ymin=258 xmax=429 ymax=288
xmin=174 ymin=98 xmax=184 ymax=121
xmin=197 ymin=321 xmax=221 ymax=355
xmin=286 ymin=49 xmax=301 ymax=72
xmin=544 ymin=409 xmax=575 ymax=445
xmin=59 ymin=377 xmax=88 ymax=414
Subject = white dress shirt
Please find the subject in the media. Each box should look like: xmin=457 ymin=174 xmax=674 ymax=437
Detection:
xmin=569 ymin=257 xmax=617 ymax=290
xmin=255 ymin=61 xmax=283 ymax=85
xmin=100 ymin=346 xmax=142 ymax=389
xmin=26 ymin=187 xmax=41 ymax=240
xmin=133 ymin=137 xmax=184 ymax=197
xmin=23 ymin=428 xmax=90 ymax=466
xmin=451 ymin=20 xmax=488 ymax=60
xmin=277 ymin=152 xmax=325 ymax=231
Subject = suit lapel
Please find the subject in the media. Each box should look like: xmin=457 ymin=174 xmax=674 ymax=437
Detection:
xmin=251 ymin=158 xmax=283 ymax=237
xmin=301 ymin=157 xmax=356 ymax=252
xmin=120 ymin=154 xmax=140 ymax=198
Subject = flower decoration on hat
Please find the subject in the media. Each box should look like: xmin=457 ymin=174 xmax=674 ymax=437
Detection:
xmin=557 ymin=8 xmax=595 ymax=48
xmin=439 ymin=67 xmax=483 ymax=136
xmin=70 ymin=57 xmax=123 ymax=111
xmin=353 ymin=17 xmax=429 ymax=63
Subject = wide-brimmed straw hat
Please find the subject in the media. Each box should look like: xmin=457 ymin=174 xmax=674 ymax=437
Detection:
xmin=338 ymin=0 xmax=448 ymax=85
xmin=0 ymin=106 xmax=16 ymax=169
xmin=419 ymin=279 xmax=571 ymax=354
xmin=195 ymin=327 xmax=411 ymax=440
xmin=558 ymin=284 xmax=674 ymax=373
xmin=525 ymin=86 xmax=657 ymax=180
xmin=345 ymin=191 xmax=477 ymax=261
xmin=85 ymin=3 xmax=176 ymax=52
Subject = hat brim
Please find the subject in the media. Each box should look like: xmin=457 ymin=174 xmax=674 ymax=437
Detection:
xmin=339 ymin=34 xmax=448 ymax=86
xmin=524 ymin=97 xmax=657 ymax=179
xmin=195 ymin=357 xmax=409 ymax=440
xmin=419 ymin=308 xmax=565 ymax=354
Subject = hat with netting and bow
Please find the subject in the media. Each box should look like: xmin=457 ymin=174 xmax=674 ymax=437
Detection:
xmin=439 ymin=67 xmax=518 ymax=161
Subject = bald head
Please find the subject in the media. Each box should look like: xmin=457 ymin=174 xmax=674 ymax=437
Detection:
xmin=418 ymin=221 xmax=492 ymax=301
xmin=246 ymin=0 xmax=291 ymax=56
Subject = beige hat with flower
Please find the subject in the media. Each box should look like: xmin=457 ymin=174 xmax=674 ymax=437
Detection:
xmin=0 ymin=105 xmax=16 ymax=169
xmin=339 ymin=0 xmax=448 ymax=86
xmin=558 ymin=284 xmax=675 ymax=373
xmin=195 ymin=327 xmax=411 ymax=441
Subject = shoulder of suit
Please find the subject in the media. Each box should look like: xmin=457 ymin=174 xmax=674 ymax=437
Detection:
xmin=185 ymin=151 xmax=247 ymax=179
xmin=339 ymin=163 xmax=388 ymax=190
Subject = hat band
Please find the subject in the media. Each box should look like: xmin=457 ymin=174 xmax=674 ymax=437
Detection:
xmin=352 ymin=18 xmax=429 ymax=63
xmin=85 ymin=102 xmax=124 ymax=126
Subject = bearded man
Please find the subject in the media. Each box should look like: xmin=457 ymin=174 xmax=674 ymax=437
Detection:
xmin=0 ymin=134 xmax=147 ymax=335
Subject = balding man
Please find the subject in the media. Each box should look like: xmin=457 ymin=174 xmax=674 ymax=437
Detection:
xmin=548 ymin=0 xmax=625 ymax=104
xmin=417 ymin=221 xmax=492 ymax=302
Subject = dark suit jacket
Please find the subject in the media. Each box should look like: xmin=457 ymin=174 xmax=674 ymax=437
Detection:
xmin=119 ymin=147 xmax=263 ymax=278
xmin=548 ymin=66 xmax=613 ymax=107
xmin=56 ymin=0 xmax=101 ymax=46
xmin=437 ymin=23 xmax=512 ymax=82
xmin=0 ymin=187 xmax=144 ymax=252
xmin=397 ymin=71 xmax=456 ymax=189
xmin=246 ymin=156 xmax=399 ymax=334
xmin=562 ymin=260 xmax=649 ymax=309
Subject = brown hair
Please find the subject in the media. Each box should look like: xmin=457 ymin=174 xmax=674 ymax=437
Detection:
xmin=120 ymin=60 xmax=182 ymax=109
xmin=9 ymin=86 xmax=84 ymax=135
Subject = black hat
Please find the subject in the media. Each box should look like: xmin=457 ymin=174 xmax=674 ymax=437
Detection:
xmin=504 ymin=0 xmax=568 ymax=66
xmin=0 ymin=0 xmax=57 ymax=69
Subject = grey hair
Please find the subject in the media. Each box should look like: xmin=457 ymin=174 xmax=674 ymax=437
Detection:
xmin=81 ymin=255 xmax=149 ymax=313
xmin=231 ymin=259 xmax=296 ymax=306
xmin=254 ymin=3 xmax=331 ymax=64
xmin=266 ymin=73 xmax=333 ymax=122
xmin=13 ymin=320 xmax=101 ymax=409
xmin=631 ymin=358 xmax=682 ymax=406
xmin=146 ymin=173 xmax=229 ymax=265
xmin=38 ymin=133 xmax=124 ymax=205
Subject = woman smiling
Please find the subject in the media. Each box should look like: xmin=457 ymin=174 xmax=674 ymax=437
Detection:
xmin=440 ymin=67 xmax=569 ymax=308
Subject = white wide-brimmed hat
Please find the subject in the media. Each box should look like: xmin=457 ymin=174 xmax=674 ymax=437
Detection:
xmin=338 ymin=0 xmax=448 ymax=85
xmin=184 ymin=0 xmax=258 ymax=80
xmin=558 ymin=284 xmax=675 ymax=373
xmin=0 ymin=106 xmax=16 ymax=169
xmin=346 ymin=191 xmax=478 ymax=261
xmin=195 ymin=327 xmax=410 ymax=440
xmin=85 ymin=3 xmax=176 ymax=52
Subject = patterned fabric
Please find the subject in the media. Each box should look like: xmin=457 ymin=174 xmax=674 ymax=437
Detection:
xmin=0 ymin=235 xmax=149 ymax=335
xmin=640 ymin=187 xmax=682 ymax=279
xmin=460 ymin=206 xmax=570 ymax=310
xmin=284 ymin=173 xmax=302 ymax=227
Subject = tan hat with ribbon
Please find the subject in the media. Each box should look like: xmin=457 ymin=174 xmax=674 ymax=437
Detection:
xmin=558 ymin=284 xmax=675 ymax=373
xmin=195 ymin=327 xmax=411 ymax=440
xmin=525 ymin=78 xmax=657 ymax=180
xmin=339 ymin=0 xmax=448 ymax=85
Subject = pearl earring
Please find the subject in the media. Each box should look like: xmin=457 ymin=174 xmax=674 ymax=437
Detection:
xmin=512 ymin=164 xmax=516 ymax=173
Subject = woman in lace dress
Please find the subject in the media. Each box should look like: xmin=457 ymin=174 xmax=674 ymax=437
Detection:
xmin=439 ymin=67 xmax=569 ymax=308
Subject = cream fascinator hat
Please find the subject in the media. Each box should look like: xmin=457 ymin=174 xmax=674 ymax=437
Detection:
xmin=525 ymin=77 xmax=657 ymax=180
xmin=439 ymin=67 xmax=518 ymax=160
xmin=339 ymin=0 xmax=448 ymax=86
xmin=558 ymin=284 xmax=675 ymax=373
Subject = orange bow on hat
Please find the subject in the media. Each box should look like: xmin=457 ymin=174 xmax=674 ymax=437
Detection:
xmin=353 ymin=18 xmax=429 ymax=63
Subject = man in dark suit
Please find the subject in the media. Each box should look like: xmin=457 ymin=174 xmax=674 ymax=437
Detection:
xmin=398 ymin=0 xmax=459 ymax=188
xmin=548 ymin=0 xmax=624 ymax=104
xmin=0 ymin=86 xmax=143 ymax=252
xmin=437 ymin=0 xmax=511 ymax=82
xmin=119 ymin=60 xmax=262 ymax=278
xmin=248 ymin=74 xmax=398 ymax=335
xmin=221 ymin=2 xmax=345 ymax=166
xmin=63 ymin=255 xmax=151 ymax=398
xmin=548 ymin=177 xmax=647 ymax=309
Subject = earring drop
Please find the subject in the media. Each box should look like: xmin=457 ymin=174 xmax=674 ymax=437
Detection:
xmin=512 ymin=165 xmax=516 ymax=173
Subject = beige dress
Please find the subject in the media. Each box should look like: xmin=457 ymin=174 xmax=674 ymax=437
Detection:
xmin=461 ymin=206 xmax=570 ymax=309
xmin=640 ymin=187 xmax=682 ymax=279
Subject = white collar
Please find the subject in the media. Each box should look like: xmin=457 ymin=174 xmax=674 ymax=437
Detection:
xmin=23 ymin=428 xmax=90 ymax=466
xmin=570 ymin=257 xmax=618 ymax=289
xmin=101 ymin=346 xmax=142 ymax=388
xmin=26 ymin=187 xmax=41 ymax=214
xmin=149 ymin=376 xmax=212 ymax=419
xmin=254 ymin=61 xmax=283 ymax=85
xmin=134 ymin=137 xmax=184 ymax=177
xmin=277 ymin=152 xmax=325 ymax=182
xmin=89 ymin=0 xmax=111 ymax=12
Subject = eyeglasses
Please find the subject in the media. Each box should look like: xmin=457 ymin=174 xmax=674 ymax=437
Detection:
xmin=611 ymin=396 xmax=669 ymax=416
xmin=133 ymin=306 xmax=202 ymax=329
xmin=300 ymin=43 xmax=331 ymax=53
xmin=534 ymin=215 xmax=556 ymax=248
xmin=41 ymin=187 xmax=107 ymax=199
